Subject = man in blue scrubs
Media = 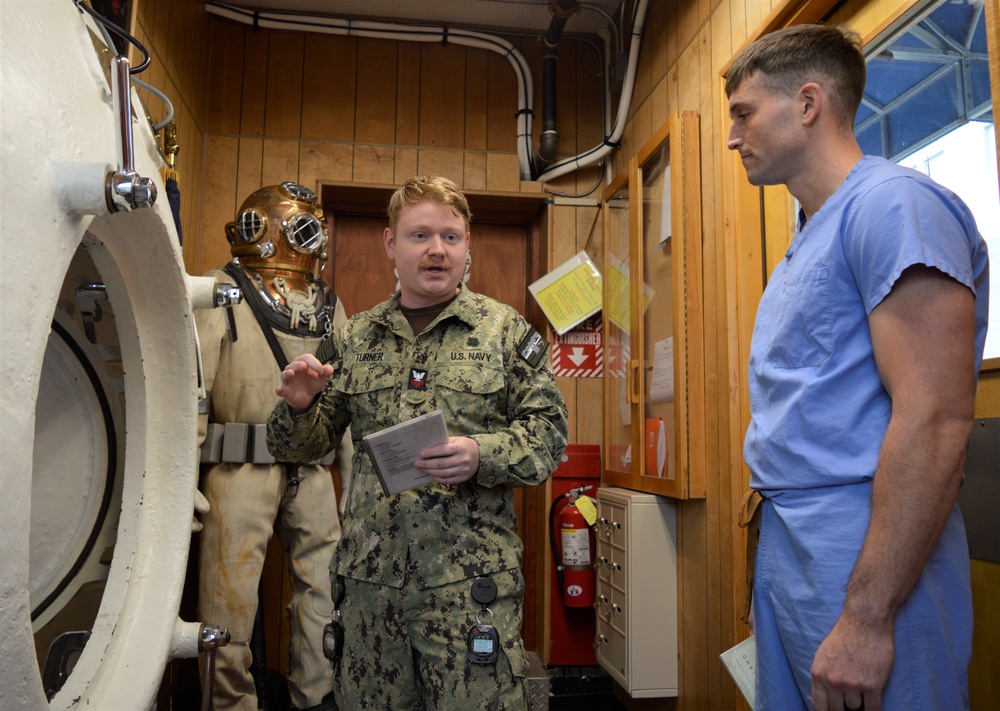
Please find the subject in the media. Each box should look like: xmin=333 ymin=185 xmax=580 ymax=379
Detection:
xmin=726 ymin=24 xmax=989 ymax=711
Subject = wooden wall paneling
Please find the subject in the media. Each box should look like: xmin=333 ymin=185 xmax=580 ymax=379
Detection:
xmin=353 ymin=144 xmax=396 ymax=185
xmin=465 ymin=49 xmax=489 ymax=152
xmin=486 ymin=153 xmax=521 ymax=193
xmin=164 ymin=0 xmax=185 ymax=84
xmin=464 ymin=152 xmax=488 ymax=191
xmin=199 ymin=136 xmax=241 ymax=274
xmin=651 ymin=74 xmax=670 ymax=134
xmin=419 ymin=43 xmax=467 ymax=150
xmin=207 ymin=16 xmax=246 ymax=135
xmin=487 ymin=50 xmax=518 ymax=152
xmin=356 ymin=37 xmax=398 ymax=145
xmin=729 ymin=0 xmax=748 ymax=56
xmin=665 ymin=0 xmax=680 ymax=69
xmin=152 ymin=0 xmax=172 ymax=59
xmin=395 ymin=42 xmax=421 ymax=146
xmin=394 ymin=147 xmax=419 ymax=184
xmin=633 ymin=11 xmax=653 ymax=112
xmin=678 ymin=500 xmax=710 ymax=711
xmin=681 ymin=113 xmax=712 ymax=709
xmin=557 ymin=376 xmax=580 ymax=443
xmin=650 ymin=0 xmax=669 ymax=83
xmin=261 ymin=138 xmax=301 ymax=186
xmin=179 ymin=115 xmax=204 ymax=266
xmin=715 ymin=10 xmax=753 ymax=709
xmin=666 ymin=62 xmax=681 ymax=120
xmin=416 ymin=149 xmax=464 ymax=185
xmin=550 ymin=204 xmax=578 ymax=267
xmin=300 ymin=141 xmax=354 ymax=191
xmin=678 ymin=45 xmax=700 ymax=115
xmin=240 ymin=27 xmax=269 ymax=137
xmin=180 ymin=0 xmax=206 ymax=126
xmin=705 ymin=9 xmax=739 ymax=708
xmin=745 ymin=0 xmax=766 ymax=42
xmin=574 ymin=40 xmax=604 ymax=195
xmin=302 ymin=33 xmax=358 ymax=141
xmin=236 ymin=137 xmax=264 ymax=204
xmin=264 ymin=31 xmax=305 ymax=139
xmin=678 ymin=0 xmax=701 ymax=54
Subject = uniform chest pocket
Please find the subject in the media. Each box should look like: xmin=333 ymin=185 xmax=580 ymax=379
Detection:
xmin=338 ymin=363 xmax=399 ymax=426
xmin=433 ymin=363 xmax=505 ymax=432
xmin=766 ymin=267 xmax=833 ymax=368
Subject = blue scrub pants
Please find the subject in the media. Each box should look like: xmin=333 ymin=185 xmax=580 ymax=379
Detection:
xmin=753 ymin=481 xmax=972 ymax=710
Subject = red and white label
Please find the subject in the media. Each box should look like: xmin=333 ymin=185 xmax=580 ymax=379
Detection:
xmin=552 ymin=316 xmax=603 ymax=377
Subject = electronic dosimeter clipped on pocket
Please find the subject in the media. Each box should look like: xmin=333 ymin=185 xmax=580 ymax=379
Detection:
xmin=467 ymin=576 xmax=500 ymax=665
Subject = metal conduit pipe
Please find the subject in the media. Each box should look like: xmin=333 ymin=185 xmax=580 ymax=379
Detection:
xmin=533 ymin=0 xmax=582 ymax=175
xmin=536 ymin=0 xmax=650 ymax=184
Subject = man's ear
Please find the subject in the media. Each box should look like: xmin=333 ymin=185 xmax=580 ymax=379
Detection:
xmin=800 ymin=82 xmax=822 ymax=127
xmin=383 ymin=227 xmax=395 ymax=258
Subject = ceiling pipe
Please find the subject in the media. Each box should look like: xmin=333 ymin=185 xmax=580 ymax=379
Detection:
xmin=536 ymin=0 xmax=649 ymax=184
xmin=205 ymin=0 xmax=646 ymax=187
xmin=204 ymin=2 xmax=537 ymax=179
xmin=533 ymin=0 xmax=582 ymax=176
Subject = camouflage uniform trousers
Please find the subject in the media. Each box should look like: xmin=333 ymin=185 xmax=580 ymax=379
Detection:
xmin=333 ymin=567 xmax=529 ymax=710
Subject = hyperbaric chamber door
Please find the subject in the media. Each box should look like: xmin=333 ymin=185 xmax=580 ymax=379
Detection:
xmin=1 ymin=3 xmax=210 ymax=709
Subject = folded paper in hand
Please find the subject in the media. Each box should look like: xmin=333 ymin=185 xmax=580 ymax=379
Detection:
xmin=362 ymin=410 xmax=450 ymax=496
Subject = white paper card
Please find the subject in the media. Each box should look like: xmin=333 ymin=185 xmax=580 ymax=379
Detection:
xmin=649 ymin=336 xmax=674 ymax=403
xmin=720 ymin=635 xmax=756 ymax=709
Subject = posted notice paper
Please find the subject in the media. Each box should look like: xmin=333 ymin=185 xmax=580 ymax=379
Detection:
xmin=528 ymin=251 xmax=603 ymax=335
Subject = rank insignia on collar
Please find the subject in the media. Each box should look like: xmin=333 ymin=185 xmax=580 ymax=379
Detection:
xmin=517 ymin=328 xmax=548 ymax=368
xmin=409 ymin=367 xmax=428 ymax=390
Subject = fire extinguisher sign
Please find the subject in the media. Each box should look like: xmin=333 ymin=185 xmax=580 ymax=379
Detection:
xmin=551 ymin=315 xmax=603 ymax=377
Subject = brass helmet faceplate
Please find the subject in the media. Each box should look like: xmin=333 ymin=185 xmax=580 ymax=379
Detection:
xmin=225 ymin=182 xmax=328 ymax=279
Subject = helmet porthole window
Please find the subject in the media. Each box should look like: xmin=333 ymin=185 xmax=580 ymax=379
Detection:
xmin=236 ymin=209 xmax=267 ymax=244
xmin=281 ymin=181 xmax=317 ymax=204
xmin=284 ymin=213 xmax=324 ymax=254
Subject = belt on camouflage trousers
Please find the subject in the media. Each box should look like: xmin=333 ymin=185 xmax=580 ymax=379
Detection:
xmin=737 ymin=488 xmax=764 ymax=625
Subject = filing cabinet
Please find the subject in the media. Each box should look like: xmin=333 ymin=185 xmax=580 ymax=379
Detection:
xmin=594 ymin=486 xmax=678 ymax=698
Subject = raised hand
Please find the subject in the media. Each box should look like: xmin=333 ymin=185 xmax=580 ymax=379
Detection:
xmin=275 ymin=353 xmax=333 ymax=413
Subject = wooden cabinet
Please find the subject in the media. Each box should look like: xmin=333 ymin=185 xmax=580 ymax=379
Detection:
xmin=594 ymin=486 xmax=678 ymax=698
xmin=602 ymin=111 xmax=705 ymax=498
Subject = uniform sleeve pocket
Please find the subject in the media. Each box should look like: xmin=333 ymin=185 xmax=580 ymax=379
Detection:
xmin=766 ymin=267 xmax=833 ymax=368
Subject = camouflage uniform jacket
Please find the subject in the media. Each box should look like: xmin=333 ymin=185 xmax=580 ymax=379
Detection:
xmin=267 ymin=285 xmax=569 ymax=589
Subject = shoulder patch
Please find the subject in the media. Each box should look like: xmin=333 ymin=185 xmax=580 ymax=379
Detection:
xmin=517 ymin=327 xmax=549 ymax=368
xmin=315 ymin=334 xmax=338 ymax=364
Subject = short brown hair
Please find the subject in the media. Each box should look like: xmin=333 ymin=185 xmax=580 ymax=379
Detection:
xmin=725 ymin=24 xmax=866 ymax=128
xmin=386 ymin=175 xmax=472 ymax=232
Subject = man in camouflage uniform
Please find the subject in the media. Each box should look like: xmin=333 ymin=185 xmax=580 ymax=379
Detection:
xmin=267 ymin=175 xmax=568 ymax=710
xmin=197 ymin=183 xmax=351 ymax=711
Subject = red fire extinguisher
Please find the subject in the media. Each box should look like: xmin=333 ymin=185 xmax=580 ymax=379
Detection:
xmin=550 ymin=487 xmax=596 ymax=608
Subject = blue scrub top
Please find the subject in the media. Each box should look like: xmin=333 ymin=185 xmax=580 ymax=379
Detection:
xmin=745 ymin=155 xmax=990 ymax=491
